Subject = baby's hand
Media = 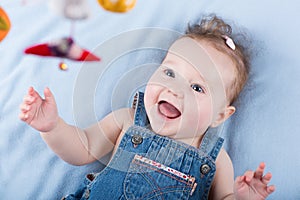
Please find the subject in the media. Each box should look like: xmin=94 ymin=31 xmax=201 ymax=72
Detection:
xmin=234 ymin=162 xmax=275 ymax=200
xmin=19 ymin=87 xmax=59 ymax=132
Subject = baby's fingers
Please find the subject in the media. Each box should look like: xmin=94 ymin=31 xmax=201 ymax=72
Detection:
xmin=262 ymin=172 xmax=272 ymax=185
xmin=243 ymin=170 xmax=254 ymax=183
xmin=23 ymin=94 xmax=36 ymax=104
xmin=267 ymin=185 xmax=276 ymax=194
xmin=19 ymin=103 xmax=31 ymax=112
xmin=254 ymin=162 xmax=266 ymax=179
xmin=29 ymin=86 xmax=43 ymax=99
xmin=24 ymin=87 xmax=43 ymax=103
xmin=19 ymin=105 xmax=37 ymax=124
xmin=19 ymin=112 xmax=29 ymax=121
xmin=234 ymin=175 xmax=249 ymax=190
xmin=19 ymin=102 xmax=34 ymax=121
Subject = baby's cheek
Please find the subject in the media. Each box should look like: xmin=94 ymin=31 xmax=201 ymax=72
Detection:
xmin=189 ymin=106 xmax=212 ymax=131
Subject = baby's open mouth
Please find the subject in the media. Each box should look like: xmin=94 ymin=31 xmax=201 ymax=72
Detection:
xmin=158 ymin=101 xmax=181 ymax=119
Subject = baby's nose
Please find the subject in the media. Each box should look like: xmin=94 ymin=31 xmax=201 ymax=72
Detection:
xmin=168 ymin=86 xmax=184 ymax=99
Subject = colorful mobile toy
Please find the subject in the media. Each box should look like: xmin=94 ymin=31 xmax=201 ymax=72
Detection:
xmin=23 ymin=0 xmax=136 ymax=70
xmin=24 ymin=37 xmax=100 ymax=70
xmin=0 ymin=7 xmax=11 ymax=42
xmin=24 ymin=0 xmax=100 ymax=71
xmin=98 ymin=0 xmax=136 ymax=13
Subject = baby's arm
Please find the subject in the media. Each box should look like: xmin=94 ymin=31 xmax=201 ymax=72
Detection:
xmin=234 ymin=162 xmax=275 ymax=200
xmin=19 ymin=87 xmax=131 ymax=165
xmin=209 ymin=149 xmax=235 ymax=200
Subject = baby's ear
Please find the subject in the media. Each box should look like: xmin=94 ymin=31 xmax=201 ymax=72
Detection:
xmin=211 ymin=105 xmax=235 ymax=127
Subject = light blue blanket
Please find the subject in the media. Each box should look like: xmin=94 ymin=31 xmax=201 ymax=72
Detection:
xmin=1 ymin=0 xmax=299 ymax=199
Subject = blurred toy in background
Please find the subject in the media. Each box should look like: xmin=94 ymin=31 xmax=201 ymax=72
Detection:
xmin=48 ymin=0 xmax=91 ymax=20
xmin=23 ymin=0 xmax=100 ymax=71
xmin=24 ymin=37 xmax=100 ymax=70
xmin=97 ymin=0 xmax=136 ymax=13
xmin=23 ymin=0 xmax=136 ymax=71
xmin=48 ymin=0 xmax=91 ymax=37
xmin=0 ymin=7 xmax=11 ymax=42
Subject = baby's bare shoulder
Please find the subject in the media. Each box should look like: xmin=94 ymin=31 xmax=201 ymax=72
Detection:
xmin=108 ymin=107 xmax=135 ymax=131
xmin=216 ymin=148 xmax=233 ymax=169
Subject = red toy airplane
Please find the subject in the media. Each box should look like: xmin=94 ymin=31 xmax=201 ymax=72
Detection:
xmin=24 ymin=37 xmax=100 ymax=70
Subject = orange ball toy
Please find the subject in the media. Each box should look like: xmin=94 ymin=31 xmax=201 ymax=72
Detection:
xmin=0 ymin=7 xmax=11 ymax=42
xmin=97 ymin=0 xmax=136 ymax=13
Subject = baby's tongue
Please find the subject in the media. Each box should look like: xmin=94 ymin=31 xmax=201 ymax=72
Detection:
xmin=158 ymin=101 xmax=181 ymax=119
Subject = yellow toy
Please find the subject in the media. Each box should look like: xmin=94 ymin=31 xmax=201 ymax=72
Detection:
xmin=0 ymin=7 xmax=11 ymax=42
xmin=98 ymin=0 xmax=136 ymax=13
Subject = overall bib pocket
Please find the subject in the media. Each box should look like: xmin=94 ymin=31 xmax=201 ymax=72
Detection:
xmin=124 ymin=155 xmax=197 ymax=200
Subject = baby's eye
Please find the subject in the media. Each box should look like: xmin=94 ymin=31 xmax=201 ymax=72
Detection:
xmin=164 ymin=69 xmax=175 ymax=78
xmin=191 ymin=84 xmax=204 ymax=93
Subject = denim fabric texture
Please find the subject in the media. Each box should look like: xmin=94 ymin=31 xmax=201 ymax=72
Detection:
xmin=63 ymin=92 xmax=224 ymax=200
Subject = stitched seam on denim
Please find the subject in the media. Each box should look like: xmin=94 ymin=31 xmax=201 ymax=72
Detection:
xmin=124 ymin=165 xmax=161 ymax=200
xmin=127 ymin=163 xmax=191 ymax=200
xmin=199 ymin=172 xmax=215 ymax=200
xmin=96 ymin=133 xmax=131 ymax=182
xmin=131 ymin=166 xmax=165 ymax=200
xmin=129 ymin=126 xmax=206 ymax=157
xmin=88 ymin=167 xmax=111 ymax=189
xmin=209 ymin=137 xmax=224 ymax=161
xmin=138 ymin=187 xmax=190 ymax=200
xmin=130 ymin=128 xmax=194 ymax=155
xmin=133 ymin=159 xmax=194 ymax=186
xmin=126 ymin=126 xmax=217 ymax=173
xmin=134 ymin=155 xmax=194 ymax=183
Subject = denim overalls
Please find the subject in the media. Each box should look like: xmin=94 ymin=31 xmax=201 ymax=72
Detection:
xmin=63 ymin=92 xmax=224 ymax=200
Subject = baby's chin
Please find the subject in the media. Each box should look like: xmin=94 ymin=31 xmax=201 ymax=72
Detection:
xmin=149 ymin=123 xmax=178 ymax=138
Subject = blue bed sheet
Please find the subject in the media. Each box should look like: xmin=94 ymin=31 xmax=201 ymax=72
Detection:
xmin=1 ymin=0 xmax=300 ymax=199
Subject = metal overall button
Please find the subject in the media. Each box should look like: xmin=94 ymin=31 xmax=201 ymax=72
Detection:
xmin=86 ymin=173 xmax=95 ymax=181
xmin=131 ymin=134 xmax=143 ymax=145
xmin=200 ymin=164 xmax=211 ymax=175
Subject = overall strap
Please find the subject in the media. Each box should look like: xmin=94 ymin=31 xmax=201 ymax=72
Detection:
xmin=199 ymin=129 xmax=224 ymax=161
xmin=132 ymin=92 xmax=149 ymax=127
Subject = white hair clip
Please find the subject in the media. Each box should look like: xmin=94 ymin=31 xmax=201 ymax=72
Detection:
xmin=222 ymin=35 xmax=236 ymax=50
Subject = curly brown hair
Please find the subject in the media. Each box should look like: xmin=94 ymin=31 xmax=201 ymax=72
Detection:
xmin=186 ymin=14 xmax=252 ymax=105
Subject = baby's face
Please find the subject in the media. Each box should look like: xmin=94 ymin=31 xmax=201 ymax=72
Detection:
xmin=144 ymin=37 xmax=235 ymax=144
